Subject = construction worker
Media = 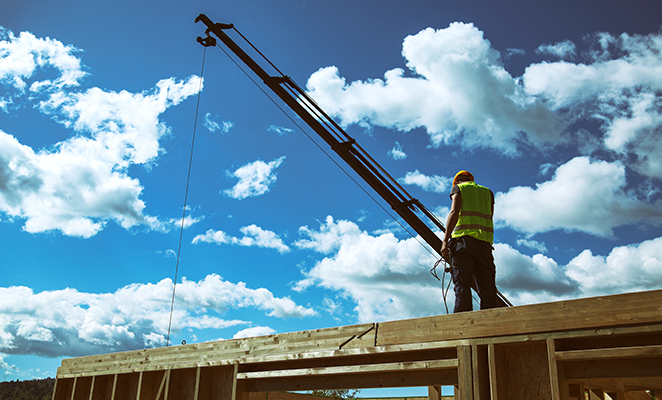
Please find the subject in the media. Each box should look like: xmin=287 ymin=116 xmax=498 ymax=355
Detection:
xmin=440 ymin=170 xmax=498 ymax=313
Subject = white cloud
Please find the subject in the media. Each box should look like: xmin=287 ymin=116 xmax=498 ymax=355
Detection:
xmin=223 ymin=156 xmax=286 ymax=200
xmin=233 ymin=326 xmax=276 ymax=339
xmin=268 ymin=125 xmax=293 ymax=136
xmin=398 ymin=170 xmax=449 ymax=194
xmin=494 ymin=237 xmax=662 ymax=305
xmin=294 ymin=216 xmax=441 ymax=322
xmin=0 ymin=28 xmax=202 ymax=237
xmin=0 ymin=27 xmax=85 ymax=107
xmin=516 ymin=238 xmax=547 ymax=254
xmin=536 ymin=40 xmax=576 ymax=59
xmin=146 ymin=214 xmax=203 ymax=233
xmin=306 ymin=23 xmax=560 ymax=154
xmin=494 ymin=243 xmax=579 ymax=302
xmin=496 ymin=157 xmax=662 ymax=237
xmin=192 ymin=224 xmax=290 ymax=253
xmin=203 ymin=113 xmax=233 ymax=133
xmin=0 ymin=353 xmax=15 ymax=373
xmin=565 ymin=236 xmax=662 ymax=296
xmin=387 ymin=141 xmax=407 ymax=160
xmin=292 ymin=214 xmax=662 ymax=319
xmin=0 ymin=274 xmax=315 ymax=357
xmin=0 ymin=75 xmax=200 ymax=237
xmin=523 ymin=32 xmax=662 ymax=179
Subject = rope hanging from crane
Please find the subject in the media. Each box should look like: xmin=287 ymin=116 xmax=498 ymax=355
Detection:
xmin=165 ymin=46 xmax=208 ymax=347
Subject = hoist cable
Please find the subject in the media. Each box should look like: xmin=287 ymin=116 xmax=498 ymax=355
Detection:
xmin=166 ymin=46 xmax=207 ymax=346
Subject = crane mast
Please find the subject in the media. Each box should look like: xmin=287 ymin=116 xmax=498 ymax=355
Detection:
xmin=195 ymin=14 xmax=510 ymax=308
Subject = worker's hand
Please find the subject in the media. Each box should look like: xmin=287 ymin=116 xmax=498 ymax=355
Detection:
xmin=440 ymin=239 xmax=450 ymax=263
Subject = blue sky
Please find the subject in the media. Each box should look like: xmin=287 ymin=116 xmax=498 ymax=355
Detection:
xmin=2 ymin=0 xmax=662 ymax=393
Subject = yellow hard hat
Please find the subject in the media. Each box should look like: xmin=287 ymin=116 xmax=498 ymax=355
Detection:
xmin=453 ymin=170 xmax=474 ymax=186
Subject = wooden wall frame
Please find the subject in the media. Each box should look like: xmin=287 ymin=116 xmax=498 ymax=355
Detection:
xmin=53 ymin=289 xmax=662 ymax=400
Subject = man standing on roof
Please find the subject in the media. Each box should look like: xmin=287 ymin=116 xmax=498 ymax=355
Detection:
xmin=440 ymin=170 xmax=498 ymax=313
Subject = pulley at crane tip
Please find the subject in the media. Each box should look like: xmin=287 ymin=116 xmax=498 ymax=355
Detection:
xmin=197 ymin=35 xmax=216 ymax=47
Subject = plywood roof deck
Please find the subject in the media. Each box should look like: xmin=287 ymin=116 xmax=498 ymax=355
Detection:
xmin=54 ymin=289 xmax=662 ymax=400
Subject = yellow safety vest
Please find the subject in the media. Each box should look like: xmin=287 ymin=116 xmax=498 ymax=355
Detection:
xmin=451 ymin=181 xmax=494 ymax=244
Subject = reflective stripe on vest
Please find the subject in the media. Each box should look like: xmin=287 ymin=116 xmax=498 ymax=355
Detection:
xmin=451 ymin=181 xmax=494 ymax=244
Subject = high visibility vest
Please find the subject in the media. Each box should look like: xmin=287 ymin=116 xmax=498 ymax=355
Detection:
xmin=451 ymin=181 xmax=494 ymax=244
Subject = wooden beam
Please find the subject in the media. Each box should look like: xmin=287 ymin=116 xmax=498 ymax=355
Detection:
xmin=428 ymin=385 xmax=442 ymax=400
xmin=471 ymin=344 xmax=489 ymax=400
xmin=547 ymin=339 xmax=562 ymax=400
xmin=376 ymin=290 xmax=662 ymax=347
xmin=239 ymin=359 xmax=457 ymax=379
xmin=242 ymin=368 xmax=458 ymax=392
xmin=456 ymin=345 xmax=472 ymax=400
xmin=563 ymin=357 xmax=662 ymax=379
xmin=555 ymin=345 xmax=662 ymax=361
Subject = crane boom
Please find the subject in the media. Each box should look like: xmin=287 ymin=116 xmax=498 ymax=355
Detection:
xmin=194 ymin=14 xmax=510 ymax=308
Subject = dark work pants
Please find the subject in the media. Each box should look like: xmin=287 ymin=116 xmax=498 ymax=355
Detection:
xmin=449 ymin=236 xmax=498 ymax=313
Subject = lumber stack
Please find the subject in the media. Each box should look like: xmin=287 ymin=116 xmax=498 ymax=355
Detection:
xmin=53 ymin=289 xmax=662 ymax=400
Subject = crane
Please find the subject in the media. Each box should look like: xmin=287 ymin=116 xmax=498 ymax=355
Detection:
xmin=194 ymin=14 xmax=510 ymax=309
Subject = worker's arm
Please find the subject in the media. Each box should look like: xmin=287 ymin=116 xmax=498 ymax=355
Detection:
xmin=441 ymin=191 xmax=461 ymax=262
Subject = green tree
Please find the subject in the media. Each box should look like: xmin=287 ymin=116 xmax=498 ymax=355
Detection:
xmin=307 ymin=389 xmax=362 ymax=399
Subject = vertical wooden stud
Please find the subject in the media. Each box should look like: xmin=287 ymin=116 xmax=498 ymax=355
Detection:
xmin=428 ymin=385 xmax=442 ymax=400
xmin=488 ymin=344 xmax=498 ymax=400
xmin=136 ymin=372 xmax=143 ymax=400
xmin=458 ymin=345 xmax=474 ymax=400
xmin=548 ymin=338 xmax=561 ymax=400
xmin=110 ymin=374 xmax=118 ymax=400
xmin=471 ymin=344 xmax=490 ymax=400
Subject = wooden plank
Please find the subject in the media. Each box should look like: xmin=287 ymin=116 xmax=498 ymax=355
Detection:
xmin=194 ymin=367 xmax=201 ymax=400
xmin=470 ymin=344 xmax=489 ymax=400
xmin=57 ymin=339 xmax=468 ymax=379
xmin=563 ymin=357 xmax=662 ymax=379
xmin=59 ymin=324 xmax=377 ymax=372
xmin=498 ymin=341 xmax=552 ymax=400
xmin=457 ymin=345 xmax=472 ymax=400
xmin=555 ymin=345 xmax=662 ymax=361
xmin=428 ymin=385 xmax=442 ymax=400
xmin=154 ymin=370 xmax=168 ymax=400
xmin=376 ymin=290 xmax=662 ymax=346
xmin=243 ymin=368 xmax=458 ymax=392
xmin=135 ymin=372 xmax=143 ymax=400
xmin=109 ymin=374 xmax=117 ymax=400
xmin=487 ymin=344 xmax=498 ymax=400
xmin=548 ymin=339 xmax=562 ymax=400
xmin=239 ymin=359 xmax=457 ymax=379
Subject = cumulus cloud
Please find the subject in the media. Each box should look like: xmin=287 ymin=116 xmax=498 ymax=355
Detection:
xmin=494 ymin=243 xmax=580 ymax=300
xmin=306 ymin=22 xmax=560 ymax=154
xmin=494 ymin=237 xmax=662 ymax=305
xmin=291 ymin=213 xmax=662 ymax=320
xmin=192 ymin=224 xmax=290 ymax=253
xmin=233 ymin=326 xmax=276 ymax=339
xmin=398 ymin=170 xmax=449 ymax=194
xmin=387 ymin=141 xmax=407 ymax=160
xmin=203 ymin=113 xmax=233 ymax=133
xmin=0 ymin=274 xmax=315 ymax=357
xmin=294 ymin=216 xmax=441 ymax=322
xmin=496 ymin=157 xmax=662 ymax=237
xmin=268 ymin=125 xmax=294 ymax=136
xmin=523 ymin=32 xmax=662 ymax=179
xmin=0 ymin=27 xmax=85 ymax=109
xmin=223 ymin=156 xmax=286 ymax=200
xmin=536 ymin=40 xmax=577 ymax=59
xmin=0 ymin=28 xmax=201 ymax=237
xmin=565 ymin=236 xmax=662 ymax=296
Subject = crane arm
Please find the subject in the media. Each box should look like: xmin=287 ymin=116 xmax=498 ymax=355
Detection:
xmin=194 ymin=14 xmax=510 ymax=308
